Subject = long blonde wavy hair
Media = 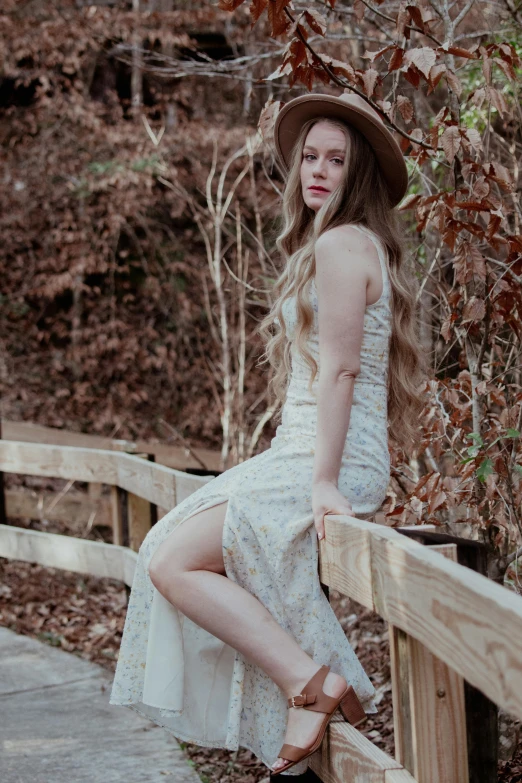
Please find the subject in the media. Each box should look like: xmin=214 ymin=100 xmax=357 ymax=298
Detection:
xmin=257 ymin=115 xmax=427 ymax=453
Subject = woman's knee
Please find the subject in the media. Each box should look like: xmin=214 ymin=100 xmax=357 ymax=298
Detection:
xmin=148 ymin=540 xmax=180 ymax=593
xmin=148 ymin=501 xmax=229 ymax=589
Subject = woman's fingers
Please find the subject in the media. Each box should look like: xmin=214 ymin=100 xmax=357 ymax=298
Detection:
xmin=315 ymin=517 xmax=326 ymax=540
xmin=315 ymin=504 xmax=353 ymax=540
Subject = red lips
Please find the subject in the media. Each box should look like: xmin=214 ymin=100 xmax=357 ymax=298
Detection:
xmin=309 ymin=186 xmax=329 ymax=192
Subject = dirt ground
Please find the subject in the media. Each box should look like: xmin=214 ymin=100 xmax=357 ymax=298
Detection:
xmin=1 ymin=543 xmax=521 ymax=782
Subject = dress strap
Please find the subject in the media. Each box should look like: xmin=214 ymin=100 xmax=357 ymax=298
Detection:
xmin=349 ymin=224 xmax=390 ymax=298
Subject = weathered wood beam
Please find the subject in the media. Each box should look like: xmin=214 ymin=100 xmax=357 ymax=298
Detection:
xmin=319 ymin=514 xmax=522 ymax=723
xmin=0 ymin=524 xmax=137 ymax=587
xmin=308 ymin=721 xmax=417 ymax=783
xmin=1 ymin=419 xmax=221 ymax=472
xmin=390 ymin=543 xmax=468 ymax=783
xmin=5 ymin=487 xmax=112 ymax=529
xmin=0 ymin=441 xmax=210 ymax=510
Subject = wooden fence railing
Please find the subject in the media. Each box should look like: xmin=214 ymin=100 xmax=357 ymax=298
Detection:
xmin=1 ymin=438 xmax=521 ymax=783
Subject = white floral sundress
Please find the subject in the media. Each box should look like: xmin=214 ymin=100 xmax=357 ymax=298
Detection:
xmin=109 ymin=223 xmax=391 ymax=776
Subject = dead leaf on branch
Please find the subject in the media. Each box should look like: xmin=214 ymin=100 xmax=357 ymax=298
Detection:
xmin=323 ymin=56 xmax=357 ymax=81
xmin=489 ymin=87 xmax=509 ymax=117
xmin=426 ymin=63 xmax=446 ymax=94
xmin=406 ymin=2 xmax=438 ymax=32
xmin=403 ymin=46 xmax=436 ymax=79
xmin=217 ymin=0 xmax=246 ymax=11
xmin=257 ymin=98 xmax=283 ymax=145
xmin=438 ymin=43 xmax=479 ymax=60
xmin=303 ymin=9 xmax=328 ymax=36
xmin=445 ymin=68 xmax=463 ymax=98
xmin=441 ymin=315 xmax=454 ymax=343
xmin=493 ymin=57 xmax=517 ymax=82
xmin=362 ymin=44 xmax=395 ymax=63
xmin=462 ymin=296 xmax=486 ymax=323
xmin=441 ymin=125 xmax=461 ymax=164
xmin=465 ymin=128 xmax=483 ymax=153
xmin=389 ymin=47 xmax=404 ymax=72
xmin=267 ymin=0 xmax=294 ymax=38
xmin=362 ymin=67 xmax=379 ymax=98
xmin=472 ymin=176 xmax=490 ymax=200
xmin=354 ymin=0 xmax=365 ymax=22
xmin=395 ymin=95 xmax=414 ymax=123
xmin=250 ymin=0 xmax=268 ymax=25
xmin=396 ymin=0 xmax=410 ymax=38
xmin=264 ymin=60 xmax=293 ymax=82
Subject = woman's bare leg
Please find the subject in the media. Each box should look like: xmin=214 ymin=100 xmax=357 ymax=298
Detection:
xmin=147 ymin=501 xmax=348 ymax=772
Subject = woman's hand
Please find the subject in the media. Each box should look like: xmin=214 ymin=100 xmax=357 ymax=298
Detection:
xmin=312 ymin=481 xmax=354 ymax=541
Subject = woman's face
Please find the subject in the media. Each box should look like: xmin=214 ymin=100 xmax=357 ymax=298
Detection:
xmin=300 ymin=121 xmax=347 ymax=211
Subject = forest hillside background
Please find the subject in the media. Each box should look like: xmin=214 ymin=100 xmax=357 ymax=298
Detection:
xmin=2 ymin=0 xmax=522 ymax=579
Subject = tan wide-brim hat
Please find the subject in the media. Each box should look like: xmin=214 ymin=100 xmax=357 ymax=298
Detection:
xmin=274 ymin=90 xmax=409 ymax=207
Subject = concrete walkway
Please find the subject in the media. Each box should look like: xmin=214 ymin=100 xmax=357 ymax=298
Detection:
xmin=0 ymin=627 xmax=202 ymax=783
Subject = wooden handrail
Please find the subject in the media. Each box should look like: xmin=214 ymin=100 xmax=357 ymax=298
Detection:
xmin=1 ymin=437 xmax=518 ymax=783
xmin=318 ymin=514 xmax=522 ymax=723
xmin=0 ymin=524 xmax=138 ymax=586
xmin=1 ymin=419 xmax=222 ymax=472
xmin=0 ymin=440 xmax=212 ymax=509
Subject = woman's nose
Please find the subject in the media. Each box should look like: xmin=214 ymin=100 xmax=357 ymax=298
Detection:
xmin=313 ymin=158 xmax=327 ymax=176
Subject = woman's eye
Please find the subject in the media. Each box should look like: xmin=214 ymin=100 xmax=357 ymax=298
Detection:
xmin=304 ymin=154 xmax=343 ymax=164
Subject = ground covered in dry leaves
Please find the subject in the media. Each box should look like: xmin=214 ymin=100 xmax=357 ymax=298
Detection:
xmin=1 ymin=549 xmax=521 ymax=783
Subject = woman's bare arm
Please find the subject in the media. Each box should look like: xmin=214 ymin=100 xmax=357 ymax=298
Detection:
xmin=312 ymin=225 xmax=373 ymax=489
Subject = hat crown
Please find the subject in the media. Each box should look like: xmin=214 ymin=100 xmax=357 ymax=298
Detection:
xmin=338 ymin=91 xmax=384 ymax=126
xmin=273 ymin=90 xmax=408 ymax=206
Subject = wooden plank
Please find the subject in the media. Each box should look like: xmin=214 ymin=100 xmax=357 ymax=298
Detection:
xmin=0 ymin=441 xmax=211 ymax=509
xmin=110 ymin=485 xmax=124 ymax=546
xmin=385 ymin=771 xmax=418 ymax=782
xmin=0 ymin=524 xmax=138 ymax=587
xmin=1 ymin=419 xmax=222 ymax=472
xmin=322 ymin=514 xmax=522 ymax=723
xmin=116 ymin=450 xmax=177 ymax=508
xmin=317 ymin=521 xmax=440 ymax=610
xmin=308 ymin=721 xmax=411 ymax=783
xmin=394 ymin=525 xmax=440 ymax=535
xmin=407 ymin=543 xmax=468 ymax=783
xmin=87 ymin=482 xmax=103 ymax=502
xmin=389 ymin=625 xmax=414 ymax=772
xmin=318 ymin=515 xmax=374 ymax=610
xmin=0 ymin=440 xmax=119 ymax=484
xmin=128 ymin=491 xmax=152 ymax=552
xmin=5 ymin=487 xmax=112 ymax=529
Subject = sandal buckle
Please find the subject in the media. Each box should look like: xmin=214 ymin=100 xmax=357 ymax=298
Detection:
xmin=289 ymin=692 xmax=317 ymax=708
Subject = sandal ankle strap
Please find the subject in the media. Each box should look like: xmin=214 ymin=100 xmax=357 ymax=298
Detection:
xmin=287 ymin=692 xmax=317 ymax=708
xmin=286 ymin=664 xmax=343 ymax=714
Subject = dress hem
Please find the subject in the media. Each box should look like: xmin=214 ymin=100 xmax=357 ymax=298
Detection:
xmin=109 ymin=697 xmax=377 ymax=777
xmin=109 ymin=699 xmax=309 ymax=776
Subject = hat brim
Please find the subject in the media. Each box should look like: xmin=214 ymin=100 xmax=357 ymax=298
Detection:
xmin=273 ymin=94 xmax=408 ymax=207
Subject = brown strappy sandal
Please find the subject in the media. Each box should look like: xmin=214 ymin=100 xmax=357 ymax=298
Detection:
xmin=271 ymin=664 xmax=367 ymax=776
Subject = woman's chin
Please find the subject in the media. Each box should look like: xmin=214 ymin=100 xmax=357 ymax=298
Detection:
xmin=305 ymin=192 xmax=327 ymax=210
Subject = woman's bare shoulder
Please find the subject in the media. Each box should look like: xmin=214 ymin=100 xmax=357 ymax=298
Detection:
xmin=315 ymin=224 xmax=380 ymax=263
xmin=315 ymin=224 xmax=379 ymax=260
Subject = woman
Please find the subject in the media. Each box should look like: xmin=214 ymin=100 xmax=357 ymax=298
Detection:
xmin=110 ymin=90 xmax=426 ymax=777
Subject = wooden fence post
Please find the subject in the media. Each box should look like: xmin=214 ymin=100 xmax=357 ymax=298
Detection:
xmin=125 ymin=453 xmax=157 ymax=551
xmin=396 ymin=528 xmax=498 ymax=783
xmin=109 ymin=451 xmax=156 ymax=552
xmin=110 ymin=485 xmax=125 ymax=547
xmin=147 ymin=452 xmax=158 ymax=527
xmin=389 ymin=542 xmax=469 ymax=782
xmin=128 ymin=489 xmax=151 ymax=552
xmin=0 ymin=419 xmax=6 ymax=526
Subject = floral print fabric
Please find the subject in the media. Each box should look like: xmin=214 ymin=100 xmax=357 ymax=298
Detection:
xmin=110 ymin=223 xmax=391 ymax=775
